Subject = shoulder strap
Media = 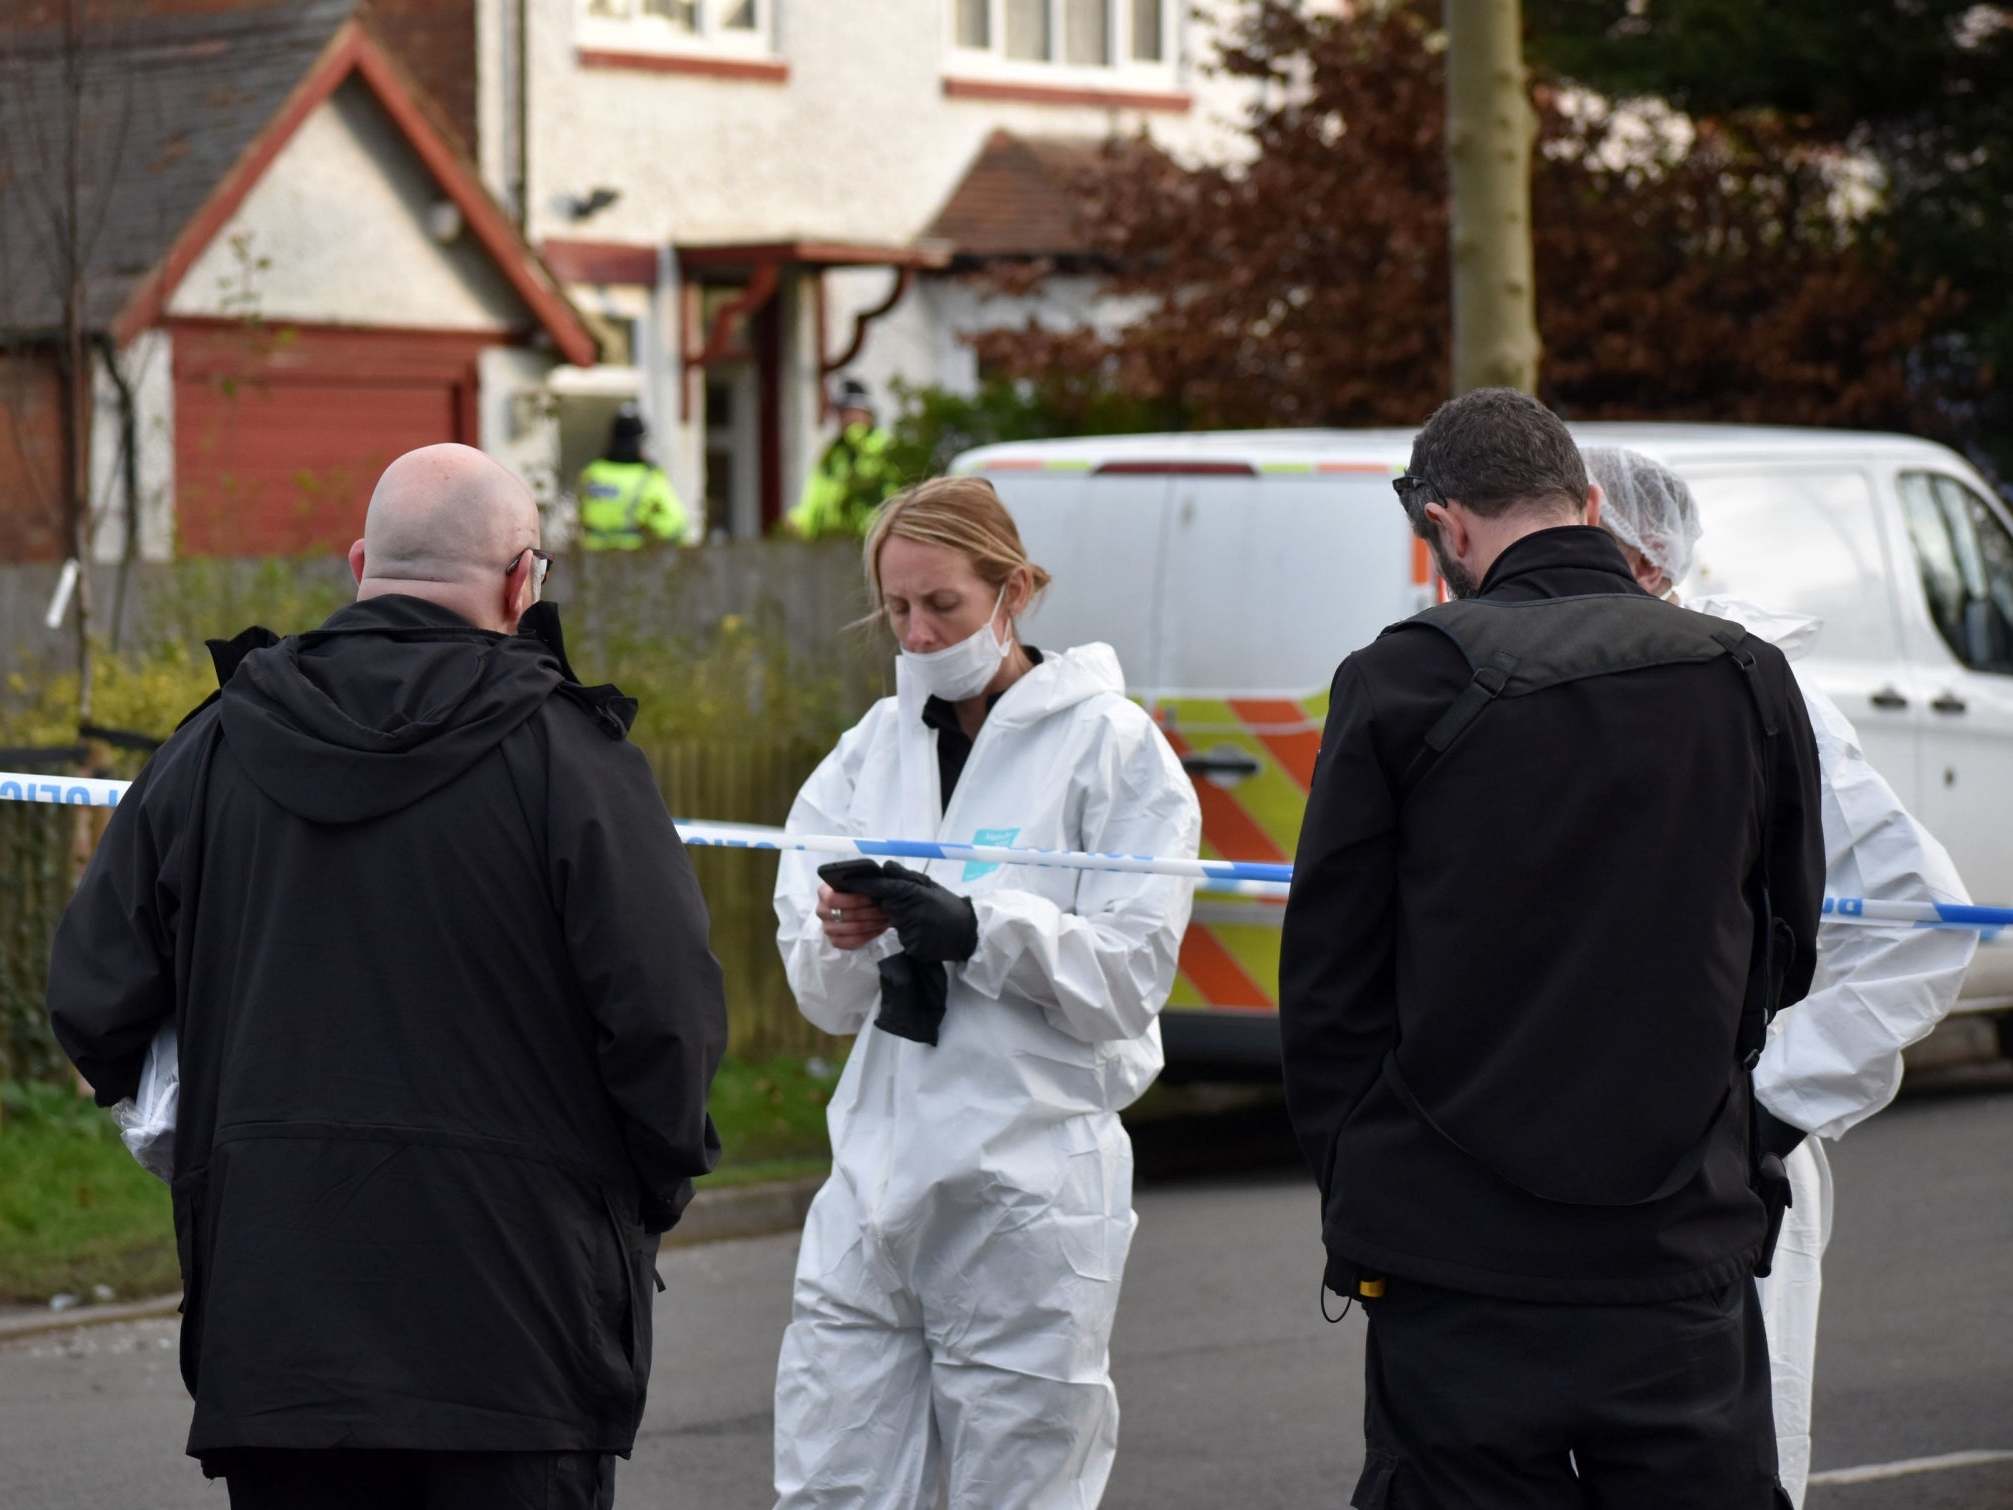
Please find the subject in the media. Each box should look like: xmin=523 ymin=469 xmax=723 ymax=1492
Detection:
xmin=1388 ymin=596 xmax=1754 ymax=795
xmin=1424 ymin=648 xmax=1520 ymax=754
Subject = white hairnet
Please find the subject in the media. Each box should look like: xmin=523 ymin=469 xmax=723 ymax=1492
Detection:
xmin=1583 ymin=446 xmax=1702 ymax=589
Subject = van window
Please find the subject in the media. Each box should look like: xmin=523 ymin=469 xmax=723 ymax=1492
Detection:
xmin=1898 ymin=472 xmax=2013 ymax=674
xmin=1682 ymin=471 xmax=1901 ymax=662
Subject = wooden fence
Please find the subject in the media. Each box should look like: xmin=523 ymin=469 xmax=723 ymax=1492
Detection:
xmin=0 ymin=804 xmax=74 ymax=1084
xmin=0 ymin=735 xmax=843 ymax=1086
xmin=640 ymin=736 xmax=842 ymax=1061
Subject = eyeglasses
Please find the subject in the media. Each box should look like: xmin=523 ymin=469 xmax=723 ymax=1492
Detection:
xmin=508 ymin=547 xmax=556 ymax=598
xmin=1391 ymin=473 xmax=1443 ymax=514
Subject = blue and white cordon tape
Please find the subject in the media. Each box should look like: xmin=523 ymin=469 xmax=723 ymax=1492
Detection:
xmin=675 ymin=819 xmax=1294 ymax=886
xmin=1 ymin=772 xmax=2004 ymax=936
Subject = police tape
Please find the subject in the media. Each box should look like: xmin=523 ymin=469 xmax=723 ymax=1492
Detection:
xmin=676 ymin=822 xmax=2008 ymax=936
xmin=2 ymin=773 xmax=2005 ymax=934
xmin=676 ymin=819 xmax=1295 ymax=885
xmin=0 ymin=772 xmax=127 ymax=808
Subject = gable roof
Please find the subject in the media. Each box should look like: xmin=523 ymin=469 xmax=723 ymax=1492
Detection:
xmin=0 ymin=1 xmax=595 ymax=365
xmin=924 ymin=130 xmax=1121 ymax=262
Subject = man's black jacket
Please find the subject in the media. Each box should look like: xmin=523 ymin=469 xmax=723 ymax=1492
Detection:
xmin=1280 ymin=527 xmax=1823 ymax=1304
xmin=47 ymin=596 xmax=726 ymax=1458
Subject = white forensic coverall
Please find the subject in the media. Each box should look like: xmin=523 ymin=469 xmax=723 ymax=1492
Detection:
xmin=772 ymin=642 xmax=1201 ymax=1509
xmin=1692 ymin=596 xmax=1977 ymax=1507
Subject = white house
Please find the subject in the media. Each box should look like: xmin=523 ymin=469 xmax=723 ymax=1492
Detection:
xmin=485 ymin=0 xmax=1263 ymax=537
xmin=1 ymin=0 xmax=1271 ymax=559
xmin=0 ymin=0 xmax=594 ymax=564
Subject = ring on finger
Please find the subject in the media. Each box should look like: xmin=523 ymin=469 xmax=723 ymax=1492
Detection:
xmin=830 ymin=907 xmax=844 ymax=924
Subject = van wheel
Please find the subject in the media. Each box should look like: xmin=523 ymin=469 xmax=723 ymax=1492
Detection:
xmin=1997 ymin=1012 xmax=2013 ymax=1061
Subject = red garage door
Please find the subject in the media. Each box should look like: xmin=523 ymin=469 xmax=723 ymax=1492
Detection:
xmin=172 ymin=320 xmax=495 ymax=557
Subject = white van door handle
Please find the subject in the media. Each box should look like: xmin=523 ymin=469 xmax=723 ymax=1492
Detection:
xmin=1930 ymin=692 xmax=1968 ymax=715
xmin=1181 ymin=750 xmax=1263 ymax=783
xmin=1869 ymin=687 xmax=1909 ymax=710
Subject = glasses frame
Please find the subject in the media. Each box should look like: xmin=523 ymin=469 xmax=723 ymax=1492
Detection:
xmin=508 ymin=547 xmax=556 ymax=597
xmin=1391 ymin=473 xmax=1443 ymax=513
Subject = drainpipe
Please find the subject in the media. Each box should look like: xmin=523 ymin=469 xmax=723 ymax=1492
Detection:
xmin=91 ymin=331 xmax=139 ymax=652
xmin=512 ymin=0 xmax=529 ymax=229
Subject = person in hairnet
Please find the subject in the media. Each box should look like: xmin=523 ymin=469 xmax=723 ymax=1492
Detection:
xmin=769 ymin=475 xmax=1201 ymax=1508
xmin=1586 ymin=445 xmax=1978 ymax=1508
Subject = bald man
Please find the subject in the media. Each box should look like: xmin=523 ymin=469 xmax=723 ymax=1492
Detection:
xmin=49 ymin=444 xmax=726 ymax=1510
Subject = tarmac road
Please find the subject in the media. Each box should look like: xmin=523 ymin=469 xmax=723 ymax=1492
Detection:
xmin=1 ymin=1067 xmax=2007 ymax=1509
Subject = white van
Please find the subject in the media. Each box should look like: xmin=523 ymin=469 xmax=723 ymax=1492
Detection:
xmin=952 ymin=424 xmax=2013 ymax=1068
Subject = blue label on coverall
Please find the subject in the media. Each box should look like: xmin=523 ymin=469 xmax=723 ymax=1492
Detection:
xmin=964 ymin=827 xmax=1022 ymax=882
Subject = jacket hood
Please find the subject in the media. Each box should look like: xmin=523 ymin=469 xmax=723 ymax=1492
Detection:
xmin=895 ymin=641 xmax=1125 ymax=728
xmin=218 ymin=597 xmax=618 ymax=824
xmin=1686 ymin=594 xmax=1822 ymax=663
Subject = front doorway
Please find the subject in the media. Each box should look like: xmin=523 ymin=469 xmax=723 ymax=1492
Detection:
xmin=704 ymin=364 xmax=760 ymax=540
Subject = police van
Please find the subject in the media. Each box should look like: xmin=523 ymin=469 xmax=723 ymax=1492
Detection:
xmin=951 ymin=424 xmax=2013 ymax=1068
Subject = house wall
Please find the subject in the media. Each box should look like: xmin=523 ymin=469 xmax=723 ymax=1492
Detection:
xmin=167 ymin=79 xmax=526 ymax=332
xmin=479 ymin=342 xmax=565 ymax=530
xmin=828 ymin=267 xmax=1140 ymax=411
xmin=475 ymin=0 xmax=1286 ymax=518
xmin=0 ymin=350 xmax=66 ymax=563
xmin=87 ymin=330 xmax=175 ymax=565
xmin=511 ymin=0 xmax=1257 ymax=251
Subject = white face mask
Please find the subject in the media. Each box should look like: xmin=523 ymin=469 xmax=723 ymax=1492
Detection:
xmin=901 ymin=585 xmax=1010 ymax=701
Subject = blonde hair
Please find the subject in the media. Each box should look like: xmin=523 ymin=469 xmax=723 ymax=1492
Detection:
xmin=862 ymin=476 xmax=1053 ymax=626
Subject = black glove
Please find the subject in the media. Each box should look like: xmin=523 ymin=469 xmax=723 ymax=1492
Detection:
xmin=1755 ymin=1103 xmax=1808 ymax=1163
xmin=848 ymin=861 xmax=980 ymax=963
xmin=875 ymin=953 xmax=949 ymax=1047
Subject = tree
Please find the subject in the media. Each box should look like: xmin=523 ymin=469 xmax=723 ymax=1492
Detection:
xmin=1522 ymin=0 xmax=2013 ymax=475
xmin=1445 ymin=0 xmax=1539 ymax=394
xmin=972 ymin=0 xmax=1967 ymax=438
xmin=0 ymin=0 xmax=154 ymax=721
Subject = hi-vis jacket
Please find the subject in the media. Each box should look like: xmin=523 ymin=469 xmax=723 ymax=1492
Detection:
xmin=578 ymin=458 xmax=689 ymax=549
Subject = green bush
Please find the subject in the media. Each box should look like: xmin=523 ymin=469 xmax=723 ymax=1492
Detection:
xmin=0 ymin=597 xmax=859 ymax=1089
xmin=884 ymin=375 xmax=1184 ymax=483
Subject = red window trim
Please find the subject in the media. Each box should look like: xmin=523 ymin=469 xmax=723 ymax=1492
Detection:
xmin=577 ymin=48 xmax=788 ymax=83
xmin=941 ymin=75 xmax=1190 ymax=113
xmin=541 ymin=239 xmax=661 ymax=287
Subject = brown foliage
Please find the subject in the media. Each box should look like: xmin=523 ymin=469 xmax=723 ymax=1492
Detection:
xmin=974 ymin=0 xmax=1964 ymax=433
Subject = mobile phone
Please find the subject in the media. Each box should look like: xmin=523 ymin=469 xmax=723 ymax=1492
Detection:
xmin=817 ymin=858 xmax=885 ymax=893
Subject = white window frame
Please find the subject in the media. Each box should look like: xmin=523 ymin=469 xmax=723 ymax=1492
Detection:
xmin=946 ymin=0 xmax=1181 ymax=91
xmin=576 ymin=0 xmax=776 ymax=61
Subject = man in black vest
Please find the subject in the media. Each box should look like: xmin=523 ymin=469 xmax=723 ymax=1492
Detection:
xmin=1281 ymin=390 xmax=1824 ymax=1509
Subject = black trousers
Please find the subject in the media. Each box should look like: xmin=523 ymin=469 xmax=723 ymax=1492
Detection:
xmin=212 ymin=1448 xmax=616 ymax=1510
xmin=1351 ymin=1275 xmax=1790 ymax=1510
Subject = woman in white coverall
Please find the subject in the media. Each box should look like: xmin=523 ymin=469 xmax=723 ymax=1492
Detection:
xmin=1587 ymin=448 xmax=1978 ymax=1507
xmin=770 ymin=476 xmax=1201 ymax=1508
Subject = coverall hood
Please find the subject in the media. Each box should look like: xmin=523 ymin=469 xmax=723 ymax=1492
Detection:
xmin=1686 ymin=594 xmax=1822 ymax=663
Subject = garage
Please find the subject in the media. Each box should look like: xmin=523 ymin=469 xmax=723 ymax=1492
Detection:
xmin=0 ymin=7 xmax=594 ymax=570
xmin=171 ymin=323 xmax=491 ymax=556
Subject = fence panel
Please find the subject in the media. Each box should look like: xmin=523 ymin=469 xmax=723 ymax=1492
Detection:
xmin=641 ymin=736 xmax=843 ymax=1062
xmin=0 ymin=737 xmax=843 ymax=1087
xmin=0 ymin=804 xmax=75 ymax=1085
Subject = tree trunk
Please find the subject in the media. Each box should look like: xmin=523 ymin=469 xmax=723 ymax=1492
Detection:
xmin=58 ymin=0 xmax=98 ymax=928
xmin=1445 ymin=0 xmax=1540 ymax=395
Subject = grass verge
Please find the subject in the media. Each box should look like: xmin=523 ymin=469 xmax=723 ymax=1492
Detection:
xmin=0 ymin=1055 xmax=838 ymax=1306
xmin=0 ymin=1081 xmax=177 ymax=1306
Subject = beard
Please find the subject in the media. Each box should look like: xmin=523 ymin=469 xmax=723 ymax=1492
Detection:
xmin=1428 ymin=523 xmax=1481 ymax=600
